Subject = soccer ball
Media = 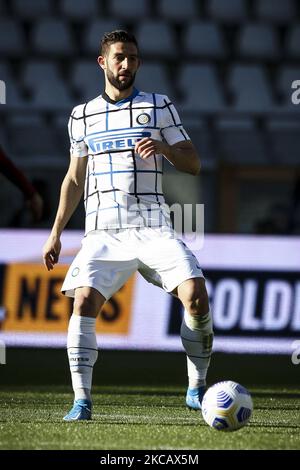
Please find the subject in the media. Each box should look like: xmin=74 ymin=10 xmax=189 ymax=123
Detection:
xmin=201 ymin=381 xmax=253 ymax=432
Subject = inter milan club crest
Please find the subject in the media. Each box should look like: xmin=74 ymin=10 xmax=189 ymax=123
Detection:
xmin=136 ymin=112 xmax=151 ymax=125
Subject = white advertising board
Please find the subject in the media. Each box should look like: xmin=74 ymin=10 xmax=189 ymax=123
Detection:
xmin=0 ymin=230 xmax=299 ymax=354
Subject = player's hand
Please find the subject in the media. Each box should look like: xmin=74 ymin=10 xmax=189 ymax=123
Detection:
xmin=135 ymin=138 xmax=169 ymax=159
xmin=43 ymin=236 xmax=61 ymax=271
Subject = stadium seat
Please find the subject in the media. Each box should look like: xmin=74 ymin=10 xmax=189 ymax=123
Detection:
xmin=0 ymin=62 xmax=26 ymax=108
xmin=0 ymin=19 xmax=26 ymax=57
xmin=266 ymin=118 xmax=300 ymax=164
xmin=23 ymin=60 xmax=63 ymax=86
xmin=276 ymin=65 xmax=300 ymax=110
xmin=60 ymin=0 xmax=100 ymax=20
xmin=285 ymin=24 xmax=300 ymax=59
xmin=216 ymin=117 xmax=268 ymax=165
xmin=108 ymin=0 xmax=151 ymax=20
xmin=0 ymin=61 xmax=13 ymax=82
xmin=183 ymin=117 xmax=217 ymax=170
xmin=135 ymin=62 xmax=175 ymax=98
xmin=2 ymin=81 xmax=26 ymax=109
xmin=11 ymin=0 xmax=53 ymax=18
xmin=31 ymin=19 xmax=74 ymax=56
xmin=208 ymin=0 xmax=248 ymax=23
xmin=22 ymin=60 xmax=74 ymax=109
xmin=184 ymin=21 xmax=227 ymax=59
xmin=6 ymin=115 xmax=59 ymax=158
xmin=28 ymin=82 xmax=74 ymax=110
xmin=178 ymin=64 xmax=225 ymax=113
xmin=0 ymin=0 xmax=7 ymax=15
xmin=255 ymin=0 xmax=296 ymax=24
xmin=237 ymin=23 xmax=279 ymax=60
xmin=71 ymin=60 xmax=104 ymax=102
xmin=136 ymin=21 xmax=176 ymax=58
xmin=158 ymin=0 xmax=199 ymax=21
xmin=53 ymin=112 xmax=72 ymax=154
xmin=83 ymin=20 xmax=123 ymax=55
xmin=228 ymin=64 xmax=274 ymax=112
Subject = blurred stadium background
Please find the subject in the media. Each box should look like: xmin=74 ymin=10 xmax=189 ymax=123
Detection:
xmin=0 ymin=0 xmax=300 ymax=402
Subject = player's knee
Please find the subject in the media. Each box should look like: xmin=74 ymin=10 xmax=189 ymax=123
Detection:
xmin=73 ymin=293 xmax=99 ymax=317
xmin=181 ymin=279 xmax=209 ymax=316
xmin=188 ymin=294 xmax=209 ymax=317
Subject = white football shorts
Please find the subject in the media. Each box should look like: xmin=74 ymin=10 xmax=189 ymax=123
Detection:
xmin=61 ymin=226 xmax=204 ymax=300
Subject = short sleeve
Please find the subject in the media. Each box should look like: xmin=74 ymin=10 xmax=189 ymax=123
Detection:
xmin=159 ymin=96 xmax=190 ymax=145
xmin=68 ymin=105 xmax=88 ymax=158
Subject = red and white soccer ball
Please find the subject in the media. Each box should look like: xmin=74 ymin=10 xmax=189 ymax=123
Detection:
xmin=201 ymin=381 xmax=253 ymax=432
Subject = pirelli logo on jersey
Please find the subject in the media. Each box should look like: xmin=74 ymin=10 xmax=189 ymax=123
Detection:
xmin=87 ymin=131 xmax=151 ymax=153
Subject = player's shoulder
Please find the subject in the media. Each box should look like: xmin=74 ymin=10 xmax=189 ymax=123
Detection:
xmin=137 ymin=91 xmax=172 ymax=107
xmin=70 ymin=95 xmax=103 ymax=119
xmin=70 ymin=103 xmax=85 ymax=120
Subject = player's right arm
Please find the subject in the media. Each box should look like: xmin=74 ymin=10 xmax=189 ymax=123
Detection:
xmin=43 ymin=155 xmax=87 ymax=271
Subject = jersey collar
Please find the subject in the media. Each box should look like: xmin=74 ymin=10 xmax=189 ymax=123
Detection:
xmin=101 ymin=87 xmax=140 ymax=107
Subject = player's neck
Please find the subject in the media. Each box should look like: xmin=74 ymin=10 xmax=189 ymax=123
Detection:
xmin=104 ymin=84 xmax=135 ymax=103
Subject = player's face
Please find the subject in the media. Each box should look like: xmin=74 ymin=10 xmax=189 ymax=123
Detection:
xmin=102 ymin=42 xmax=140 ymax=91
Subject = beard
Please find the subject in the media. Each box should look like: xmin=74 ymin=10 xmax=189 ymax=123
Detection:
xmin=106 ymin=68 xmax=136 ymax=91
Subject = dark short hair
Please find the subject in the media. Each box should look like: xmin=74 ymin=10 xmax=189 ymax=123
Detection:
xmin=100 ymin=30 xmax=139 ymax=56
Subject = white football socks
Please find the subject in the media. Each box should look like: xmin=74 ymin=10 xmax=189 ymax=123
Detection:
xmin=67 ymin=314 xmax=98 ymax=402
xmin=180 ymin=309 xmax=213 ymax=390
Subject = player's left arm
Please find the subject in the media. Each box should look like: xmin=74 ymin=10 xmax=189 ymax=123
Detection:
xmin=135 ymin=138 xmax=200 ymax=176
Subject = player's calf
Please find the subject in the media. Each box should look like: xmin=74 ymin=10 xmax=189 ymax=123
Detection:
xmin=181 ymin=307 xmax=214 ymax=411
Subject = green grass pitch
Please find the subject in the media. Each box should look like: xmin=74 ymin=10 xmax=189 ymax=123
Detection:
xmin=0 ymin=385 xmax=299 ymax=450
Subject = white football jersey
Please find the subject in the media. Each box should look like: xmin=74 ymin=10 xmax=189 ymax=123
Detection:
xmin=68 ymin=88 xmax=190 ymax=234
